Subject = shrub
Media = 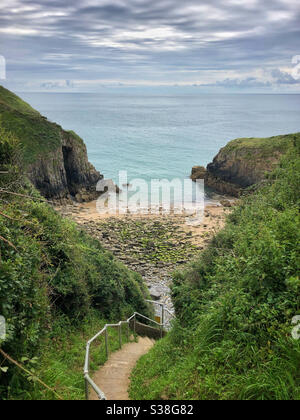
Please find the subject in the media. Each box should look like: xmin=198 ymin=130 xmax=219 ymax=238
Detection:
xmin=0 ymin=128 xmax=151 ymax=398
xmin=130 ymin=147 xmax=300 ymax=400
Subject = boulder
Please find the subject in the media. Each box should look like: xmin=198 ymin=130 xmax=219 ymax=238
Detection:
xmin=190 ymin=166 xmax=206 ymax=181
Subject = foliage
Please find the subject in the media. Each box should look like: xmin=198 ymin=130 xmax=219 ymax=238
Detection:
xmin=0 ymin=85 xmax=83 ymax=165
xmin=6 ymin=312 xmax=133 ymax=400
xmin=130 ymin=147 xmax=300 ymax=400
xmin=0 ymin=127 xmax=23 ymax=189
xmin=0 ymin=86 xmax=39 ymax=116
xmin=0 ymin=127 xmax=151 ymax=399
xmin=223 ymin=133 xmax=299 ymax=157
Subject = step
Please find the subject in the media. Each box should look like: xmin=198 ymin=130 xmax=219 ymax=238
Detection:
xmin=89 ymin=336 xmax=155 ymax=401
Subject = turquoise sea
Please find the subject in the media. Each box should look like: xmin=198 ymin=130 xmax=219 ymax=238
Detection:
xmin=20 ymin=90 xmax=300 ymax=205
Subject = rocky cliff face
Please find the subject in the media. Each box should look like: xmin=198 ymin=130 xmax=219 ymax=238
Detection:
xmin=27 ymin=130 xmax=102 ymax=202
xmin=0 ymin=86 xmax=102 ymax=202
xmin=190 ymin=166 xmax=206 ymax=182
xmin=191 ymin=134 xmax=299 ymax=196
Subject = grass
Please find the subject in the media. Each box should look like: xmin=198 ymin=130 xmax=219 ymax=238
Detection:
xmin=222 ymin=133 xmax=299 ymax=157
xmin=0 ymin=85 xmax=87 ymax=165
xmin=0 ymin=86 xmax=39 ymax=116
xmin=0 ymin=127 xmax=152 ymax=400
xmin=6 ymin=312 xmax=135 ymax=400
xmin=0 ymin=189 xmax=151 ymax=399
xmin=130 ymin=145 xmax=300 ymax=401
xmin=0 ymin=93 xmax=62 ymax=164
xmin=130 ymin=324 xmax=300 ymax=400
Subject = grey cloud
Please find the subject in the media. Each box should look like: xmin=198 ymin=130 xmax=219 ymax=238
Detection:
xmin=40 ymin=79 xmax=74 ymax=89
xmin=271 ymin=68 xmax=299 ymax=84
xmin=0 ymin=0 xmax=300 ymax=89
xmin=216 ymin=77 xmax=272 ymax=88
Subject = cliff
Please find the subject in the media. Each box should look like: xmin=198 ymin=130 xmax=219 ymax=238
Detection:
xmin=0 ymin=86 xmax=102 ymax=201
xmin=191 ymin=133 xmax=299 ymax=196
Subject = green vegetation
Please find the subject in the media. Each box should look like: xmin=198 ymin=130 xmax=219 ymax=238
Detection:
xmin=9 ymin=313 xmax=134 ymax=400
xmin=130 ymin=144 xmax=300 ymax=400
xmin=223 ymin=133 xmax=299 ymax=157
xmin=0 ymin=85 xmax=86 ymax=165
xmin=0 ymin=127 xmax=151 ymax=400
xmin=0 ymin=86 xmax=61 ymax=163
xmin=0 ymin=86 xmax=39 ymax=116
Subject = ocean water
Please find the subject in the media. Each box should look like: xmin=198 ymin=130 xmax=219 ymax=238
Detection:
xmin=20 ymin=90 xmax=300 ymax=206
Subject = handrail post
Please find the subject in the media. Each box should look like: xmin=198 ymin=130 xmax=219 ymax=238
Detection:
xmin=118 ymin=324 xmax=122 ymax=349
xmin=105 ymin=328 xmax=109 ymax=359
xmin=160 ymin=303 xmax=164 ymax=338
xmin=133 ymin=315 xmax=136 ymax=335
xmin=161 ymin=303 xmax=165 ymax=327
xmin=85 ymin=377 xmax=89 ymax=400
xmin=127 ymin=321 xmax=130 ymax=342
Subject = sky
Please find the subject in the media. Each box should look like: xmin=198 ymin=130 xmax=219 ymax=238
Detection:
xmin=0 ymin=0 xmax=300 ymax=92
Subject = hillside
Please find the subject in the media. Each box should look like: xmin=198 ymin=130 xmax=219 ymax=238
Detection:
xmin=191 ymin=133 xmax=299 ymax=196
xmin=0 ymin=86 xmax=102 ymax=202
xmin=131 ymin=144 xmax=300 ymax=400
xmin=0 ymin=128 xmax=151 ymax=399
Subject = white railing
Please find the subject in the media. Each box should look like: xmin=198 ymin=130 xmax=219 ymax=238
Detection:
xmin=84 ymin=301 xmax=175 ymax=400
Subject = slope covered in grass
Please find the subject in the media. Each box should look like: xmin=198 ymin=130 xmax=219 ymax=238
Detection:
xmin=0 ymin=86 xmax=62 ymax=164
xmin=0 ymin=86 xmax=102 ymax=202
xmin=130 ymin=143 xmax=300 ymax=400
xmin=222 ymin=133 xmax=298 ymax=157
xmin=0 ymin=86 xmax=39 ymax=116
xmin=0 ymin=128 xmax=151 ymax=399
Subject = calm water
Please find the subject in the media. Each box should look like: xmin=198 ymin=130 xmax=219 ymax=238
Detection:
xmin=20 ymin=91 xmax=300 ymax=189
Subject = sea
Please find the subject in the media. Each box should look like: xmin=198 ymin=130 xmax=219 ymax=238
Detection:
xmin=20 ymin=90 xmax=300 ymax=210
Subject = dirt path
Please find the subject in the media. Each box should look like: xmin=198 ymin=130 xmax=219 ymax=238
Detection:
xmin=90 ymin=337 xmax=155 ymax=400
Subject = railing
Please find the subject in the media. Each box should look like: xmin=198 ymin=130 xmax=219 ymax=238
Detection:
xmin=84 ymin=301 xmax=173 ymax=401
xmin=145 ymin=299 xmax=175 ymax=329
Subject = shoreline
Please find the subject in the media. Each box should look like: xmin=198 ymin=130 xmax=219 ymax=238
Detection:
xmin=55 ymin=200 xmax=234 ymax=320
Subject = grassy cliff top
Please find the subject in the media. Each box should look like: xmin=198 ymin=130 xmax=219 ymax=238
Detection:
xmin=0 ymin=85 xmax=63 ymax=164
xmin=0 ymin=86 xmax=85 ymax=165
xmin=0 ymin=86 xmax=40 ymax=116
xmin=222 ymin=133 xmax=300 ymax=156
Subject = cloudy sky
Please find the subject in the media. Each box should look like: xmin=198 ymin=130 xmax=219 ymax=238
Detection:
xmin=0 ymin=0 xmax=300 ymax=92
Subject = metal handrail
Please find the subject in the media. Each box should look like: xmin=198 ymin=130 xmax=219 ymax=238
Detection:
xmin=84 ymin=301 xmax=172 ymax=401
xmin=145 ymin=299 xmax=176 ymax=327
xmin=164 ymin=307 xmax=176 ymax=319
xmin=84 ymin=310 xmax=164 ymax=400
xmin=134 ymin=311 xmax=162 ymax=326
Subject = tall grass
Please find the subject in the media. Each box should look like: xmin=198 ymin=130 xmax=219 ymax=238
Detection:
xmin=7 ymin=312 xmax=134 ymax=400
xmin=130 ymin=147 xmax=300 ymax=400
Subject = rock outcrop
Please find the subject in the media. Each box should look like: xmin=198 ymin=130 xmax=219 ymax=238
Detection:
xmin=27 ymin=130 xmax=102 ymax=202
xmin=191 ymin=134 xmax=299 ymax=196
xmin=0 ymin=86 xmax=102 ymax=201
xmin=190 ymin=166 xmax=206 ymax=182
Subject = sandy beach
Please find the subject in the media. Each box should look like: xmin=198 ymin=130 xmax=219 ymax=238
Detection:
xmin=54 ymin=199 xmax=233 ymax=320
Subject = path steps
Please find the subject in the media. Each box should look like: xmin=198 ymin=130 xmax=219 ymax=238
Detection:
xmin=90 ymin=337 xmax=155 ymax=400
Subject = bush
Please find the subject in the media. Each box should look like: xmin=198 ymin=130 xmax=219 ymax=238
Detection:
xmin=130 ymin=147 xmax=300 ymax=400
xmin=0 ymin=128 xmax=151 ymax=398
